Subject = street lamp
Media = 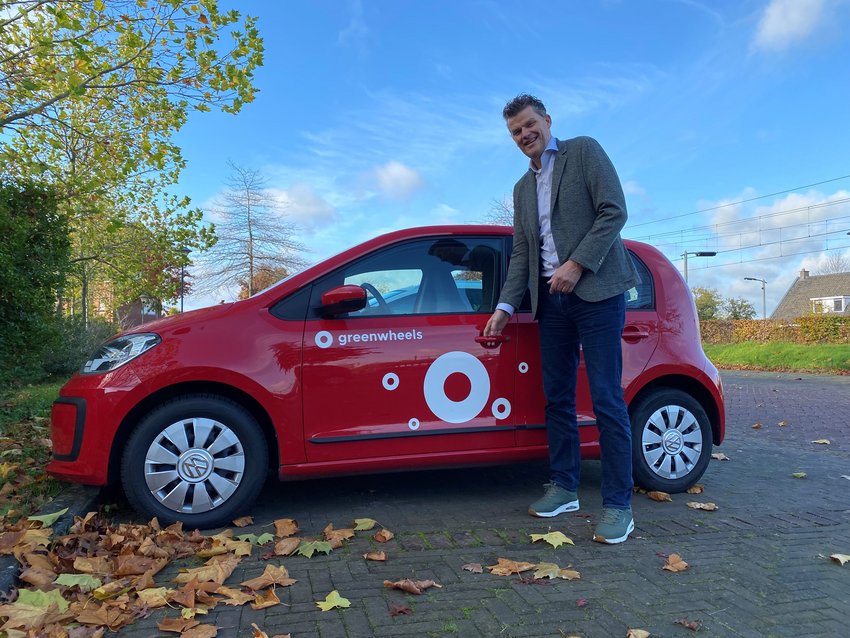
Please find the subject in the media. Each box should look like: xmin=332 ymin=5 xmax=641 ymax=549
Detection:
xmin=179 ymin=247 xmax=191 ymax=312
xmin=682 ymin=251 xmax=716 ymax=284
xmin=744 ymin=277 xmax=767 ymax=319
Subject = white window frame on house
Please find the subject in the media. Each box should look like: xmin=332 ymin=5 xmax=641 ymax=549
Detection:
xmin=810 ymin=296 xmax=850 ymax=313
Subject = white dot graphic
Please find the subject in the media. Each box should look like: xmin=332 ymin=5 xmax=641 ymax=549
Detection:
xmin=423 ymin=351 xmax=490 ymax=424
xmin=315 ymin=331 xmax=333 ymax=349
xmin=382 ymin=373 xmax=399 ymax=391
xmin=492 ymin=398 xmax=512 ymax=420
xmin=518 ymin=362 xmax=529 ymax=374
xmin=408 ymin=418 xmax=420 ymax=430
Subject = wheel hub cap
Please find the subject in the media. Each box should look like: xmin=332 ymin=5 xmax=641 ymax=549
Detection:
xmin=177 ymin=449 xmax=214 ymax=482
xmin=661 ymin=430 xmax=684 ymax=455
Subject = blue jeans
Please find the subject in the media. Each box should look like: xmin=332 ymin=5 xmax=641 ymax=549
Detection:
xmin=537 ymin=282 xmax=633 ymax=509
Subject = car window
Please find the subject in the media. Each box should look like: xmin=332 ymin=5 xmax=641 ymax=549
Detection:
xmin=625 ymin=251 xmax=654 ymax=310
xmin=309 ymin=237 xmax=503 ymax=318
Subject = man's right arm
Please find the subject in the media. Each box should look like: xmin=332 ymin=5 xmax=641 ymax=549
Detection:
xmin=485 ymin=191 xmax=529 ymax=335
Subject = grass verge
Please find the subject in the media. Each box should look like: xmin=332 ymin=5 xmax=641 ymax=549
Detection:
xmin=703 ymin=342 xmax=850 ymax=374
xmin=0 ymin=379 xmax=67 ymax=519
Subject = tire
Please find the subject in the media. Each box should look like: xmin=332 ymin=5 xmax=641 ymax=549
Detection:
xmin=630 ymin=388 xmax=713 ymax=493
xmin=121 ymin=394 xmax=268 ymax=528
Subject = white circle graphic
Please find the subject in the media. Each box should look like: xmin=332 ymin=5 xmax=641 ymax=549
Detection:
xmin=423 ymin=351 xmax=490 ymax=424
xmin=315 ymin=331 xmax=333 ymax=349
xmin=492 ymin=398 xmax=511 ymax=420
xmin=408 ymin=418 xmax=420 ymax=430
xmin=382 ymin=373 xmax=399 ymax=391
xmin=518 ymin=362 xmax=529 ymax=374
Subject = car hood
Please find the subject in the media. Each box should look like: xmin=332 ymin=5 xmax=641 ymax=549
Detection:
xmin=118 ymin=303 xmax=237 ymax=336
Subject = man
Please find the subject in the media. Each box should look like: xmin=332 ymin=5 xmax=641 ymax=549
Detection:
xmin=483 ymin=94 xmax=639 ymax=544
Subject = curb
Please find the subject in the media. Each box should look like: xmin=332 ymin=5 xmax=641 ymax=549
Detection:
xmin=0 ymin=484 xmax=102 ymax=594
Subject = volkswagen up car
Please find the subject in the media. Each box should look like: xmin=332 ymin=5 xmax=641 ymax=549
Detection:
xmin=49 ymin=225 xmax=725 ymax=528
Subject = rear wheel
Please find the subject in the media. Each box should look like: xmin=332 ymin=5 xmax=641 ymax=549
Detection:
xmin=630 ymin=388 xmax=712 ymax=493
xmin=121 ymin=394 xmax=268 ymax=528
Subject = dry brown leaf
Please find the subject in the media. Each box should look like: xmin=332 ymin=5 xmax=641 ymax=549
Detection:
xmin=532 ymin=562 xmax=581 ymax=580
xmin=647 ymin=491 xmax=672 ymax=502
xmin=363 ymin=551 xmax=386 ymax=561
xmin=811 ymin=439 xmax=831 ymax=445
xmin=18 ymin=566 xmax=57 ymax=588
xmin=383 ymin=578 xmax=442 ymax=595
xmin=487 ymin=558 xmax=535 ymax=576
xmin=373 ymin=528 xmax=394 ymax=543
xmin=711 ymin=452 xmax=730 ymax=461
xmin=389 ymin=603 xmax=413 ymax=616
xmin=751 ymin=422 xmax=763 ymax=429
xmin=182 ymin=624 xmax=218 ymax=638
xmin=662 ymin=553 xmax=689 ymax=572
xmin=241 ymin=564 xmax=297 ymax=591
xmin=157 ymin=616 xmax=199 ymax=633
xmin=626 ymin=630 xmax=650 ymax=638
xmin=72 ymin=556 xmax=113 ymax=575
xmin=0 ymin=601 xmax=72 ymax=632
xmin=273 ymin=518 xmax=298 ymax=537
xmin=686 ymin=484 xmax=704 ymax=494
xmin=830 ymin=553 xmax=850 ymax=566
xmin=686 ymin=502 xmax=718 ymax=511
xmin=215 ymin=585 xmax=255 ymax=606
xmin=174 ymin=554 xmax=240 ymax=585
xmin=75 ymin=604 xmax=135 ymax=631
xmin=462 ymin=563 xmax=483 ymax=573
xmin=274 ymin=538 xmax=301 ymax=556
xmin=251 ymin=588 xmax=281 ymax=610
xmin=675 ymin=617 xmax=702 ymax=631
xmin=323 ymin=523 xmax=355 ymax=548
xmin=136 ymin=587 xmax=171 ymax=609
xmin=232 ymin=516 xmax=253 ymax=527
xmin=778 ymin=420 xmax=788 ymax=427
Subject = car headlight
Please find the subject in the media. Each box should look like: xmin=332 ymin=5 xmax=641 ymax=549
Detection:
xmin=81 ymin=333 xmax=161 ymax=374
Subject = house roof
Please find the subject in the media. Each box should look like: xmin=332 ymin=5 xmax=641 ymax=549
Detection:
xmin=771 ymin=269 xmax=850 ymax=320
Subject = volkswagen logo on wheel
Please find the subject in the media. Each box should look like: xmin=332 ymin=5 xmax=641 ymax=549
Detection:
xmin=663 ymin=431 xmax=684 ymax=454
xmin=180 ymin=453 xmax=210 ymax=481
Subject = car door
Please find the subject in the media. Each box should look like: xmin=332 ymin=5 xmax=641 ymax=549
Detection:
xmin=301 ymin=235 xmax=518 ymax=464
xmin=514 ymin=250 xmax=660 ymax=451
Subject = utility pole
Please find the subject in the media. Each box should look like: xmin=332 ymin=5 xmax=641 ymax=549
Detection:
xmin=682 ymin=251 xmax=717 ymax=284
xmin=744 ymin=277 xmax=767 ymax=319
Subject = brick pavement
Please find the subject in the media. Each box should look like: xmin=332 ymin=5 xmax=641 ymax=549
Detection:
xmin=110 ymin=371 xmax=850 ymax=638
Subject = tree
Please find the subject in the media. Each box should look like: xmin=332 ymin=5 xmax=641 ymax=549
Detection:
xmin=0 ymin=1 xmax=263 ymax=318
xmin=199 ymin=162 xmax=305 ymax=297
xmin=691 ymin=287 xmax=723 ymax=321
xmin=483 ymin=196 xmax=514 ymax=226
xmin=724 ymin=297 xmax=757 ymax=320
xmin=237 ymin=266 xmax=289 ymax=300
xmin=815 ymin=251 xmax=850 ymax=275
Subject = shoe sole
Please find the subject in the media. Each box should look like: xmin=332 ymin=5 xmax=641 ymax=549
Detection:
xmin=528 ymin=500 xmax=580 ymax=517
xmin=592 ymin=519 xmax=635 ymax=544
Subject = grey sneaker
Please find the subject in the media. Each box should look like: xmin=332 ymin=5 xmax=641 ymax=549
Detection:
xmin=528 ymin=483 xmax=579 ymax=517
xmin=592 ymin=507 xmax=634 ymax=544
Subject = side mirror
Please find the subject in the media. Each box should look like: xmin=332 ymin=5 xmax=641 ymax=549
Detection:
xmin=320 ymin=285 xmax=367 ymax=316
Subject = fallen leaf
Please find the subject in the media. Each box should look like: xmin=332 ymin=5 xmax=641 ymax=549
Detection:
xmin=273 ymin=519 xmax=298 ymax=537
xmin=626 ymin=630 xmax=650 ymax=638
xmin=383 ymin=578 xmax=442 ymax=594
xmin=462 ymin=563 xmax=483 ymax=573
xmin=316 ymin=590 xmax=351 ymax=611
xmin=811 ymin=439 xmax=831 ymax=445
xmin=251 ymin=588 xmax=281 ymax=610
xmin=830 ymin=553 xmax=850 ymax=566
xmin=675 ymin=617 xmax=701 ymax=631
xmin=174 ymin=555 xmax=240 ymax=585
xmin=532 ymin=562 xmax=581 ymax=580
xmin=215 ymin=586 xmax=255 ymax=606
xmin=136 ymin=587 xmax=171 ymax=609
xmin=791 ymin=472 xmax=807 ymax=479
xmin=236 ymin=533 xmax=275 ymax=546
xmin=296 ymin=540 xmax=332 ymax=558
xmin=488 ymin=558 xmax=536 ymax=576
xmin=751 ymin=422 xmax=763 ymax=429
xmin=232 ymin=516 xmax=253 ymax=527
xmin=778 ymin=420 xmax=788 ymax=427
xmin=389 ymin=603 xmax=413 ymax=616
xmin=576 ymin=598 xmax=588 ymax=607
xmin=711 ymin=452 xmax=730 ymax=461
xmin=647 ymin=491 xmax=672 ymax=502
xmin=182 ymin=624 xmax=218 ymax=638
xmin=529 ymin=531 xmax=574 ymax=548
xmin=841 ymin=475 xmax=850 ymax=481
xmin=686 ymin=484 xmax=704 ymax=494
xmin=686 ymin=502 xmax=718 ymax=511
xmin=54 ymin=573 xmax=102 ymax=592
xmin=662 ymin=553 xmax=689 ymax=572
xmin=323 ymin=523 xmax=355 ymax=548
xmin=157 ymin=617 xmax=199 ymax=633
xmin=27 ymin=507 xmax=68 ymax=527
xmin=241 ymin=564 xmax=297 ymax=590
xmin=353 ymin=518 xmax=378 ymax=531
xmin=373 ymin=528 xmax=394 ymax=543
xmin=274 ymin=538 xmax=300 ymax=556
xmin=363 ymin=551 xmax=386 ymax=561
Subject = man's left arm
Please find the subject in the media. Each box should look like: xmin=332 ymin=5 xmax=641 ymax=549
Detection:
xmin=568 ymin=136 xmax=628 ymax=274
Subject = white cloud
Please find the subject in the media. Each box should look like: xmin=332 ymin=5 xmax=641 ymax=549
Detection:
xmin=373 ymin=161 xmax=425 ymax=200
xmin=753 ymin=0 xmax=828 ymax=52
xmin=623 ymin=180 xmax=647 ymax=197
xmin=268 ymin=184 xmax=337 ymax=229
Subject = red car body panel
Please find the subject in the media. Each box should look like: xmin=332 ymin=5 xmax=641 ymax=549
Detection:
xmin=48 ymin=225 xmax=725 ymax=489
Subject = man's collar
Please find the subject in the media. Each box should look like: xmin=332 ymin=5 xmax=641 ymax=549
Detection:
xmin=529 ymin=137 xmax=559 ymax=172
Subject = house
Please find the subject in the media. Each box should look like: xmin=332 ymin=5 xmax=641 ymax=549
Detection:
xmin=771 ymin=269 xmax=850 ymax=320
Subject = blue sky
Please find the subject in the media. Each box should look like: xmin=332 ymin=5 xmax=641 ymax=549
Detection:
xmin=177 ymin=0 xmax=850 ymax=315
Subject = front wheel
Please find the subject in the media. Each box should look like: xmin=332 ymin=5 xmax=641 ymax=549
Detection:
xmin=630 ymin=388 xmax=713 ymax=493
xmin=121 ymin=394 xmax=268 ymax=528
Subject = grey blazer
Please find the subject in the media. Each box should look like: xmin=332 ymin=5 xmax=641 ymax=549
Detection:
xmin=498 ymin=136 xmax=639 ymax=317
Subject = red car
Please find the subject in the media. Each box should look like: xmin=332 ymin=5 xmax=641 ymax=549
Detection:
xmin=49 ymin=225 xmax=725 ymax=528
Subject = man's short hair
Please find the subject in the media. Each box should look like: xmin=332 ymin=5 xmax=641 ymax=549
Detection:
xmin=503 ymin=94 xmax=547 ymax=120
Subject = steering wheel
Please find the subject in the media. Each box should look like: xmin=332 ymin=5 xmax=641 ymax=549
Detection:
xmin=360 ymin=282 xmax=391 ymax=313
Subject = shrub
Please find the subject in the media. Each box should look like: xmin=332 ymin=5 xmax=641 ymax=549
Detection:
xmin=43 ymin=316 xmax=119 ymax=377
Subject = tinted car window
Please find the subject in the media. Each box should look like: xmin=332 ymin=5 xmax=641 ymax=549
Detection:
xmin=625 ymin=251 xmax=654 ymax=310
xmin=309 ymin=237 xmax=503 ymax=318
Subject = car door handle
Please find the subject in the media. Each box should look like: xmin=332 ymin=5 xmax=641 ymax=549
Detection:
xmin=622 ymin=325 xmax=650 ymax=341
xmin=475 ymin=334 xmax=510 ymax=348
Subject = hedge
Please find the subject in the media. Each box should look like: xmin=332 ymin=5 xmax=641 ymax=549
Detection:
xmin=701 ymin=315 xmax=850 ymax=345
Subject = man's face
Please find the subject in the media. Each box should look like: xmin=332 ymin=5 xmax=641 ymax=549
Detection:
xmin=506 ymin=105 xmax=552 ymax=165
